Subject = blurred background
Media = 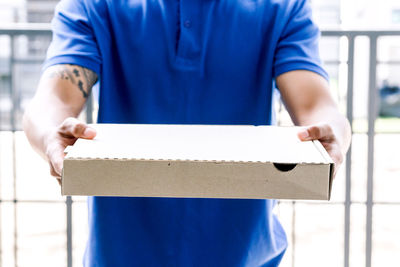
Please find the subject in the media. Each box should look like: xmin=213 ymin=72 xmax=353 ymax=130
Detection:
xmin=0 ymin=0 xmax=400 ymax=266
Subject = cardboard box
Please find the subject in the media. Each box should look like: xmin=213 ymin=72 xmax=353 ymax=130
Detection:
xmin=62 ymin=124 xmax=334 ymax=200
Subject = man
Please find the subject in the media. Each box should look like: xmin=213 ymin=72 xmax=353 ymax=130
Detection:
xmin=23 ymin=0 xmax=351 ymax=266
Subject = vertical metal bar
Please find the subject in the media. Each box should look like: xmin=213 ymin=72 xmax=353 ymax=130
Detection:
xmin=344 ymin=34 xmax=355 ymax=267
xmin=10 ymin=37 xmax=16 ymax=132
xmin=12 ymin=136 xmax=17 ymax=267
xmin=10 ymin=34 xmax=18 ymax=267
xmin=291 ymin=201 xmax=296 ymax=267
xmin=0 ymin=36 xmax=3 ymax=267
xmin=66 ymin=196 xmax=73 ymax=267
xmin=0 ymin=114 xmax=2 ymax=267
xmin=86 ymin=93 xmax=93 ymax=124
xmin=366 ymin=35 xmax=378 ymax=267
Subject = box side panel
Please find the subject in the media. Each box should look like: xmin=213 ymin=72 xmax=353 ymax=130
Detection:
xmin=62 ymin=159 xmax=331 ymax=200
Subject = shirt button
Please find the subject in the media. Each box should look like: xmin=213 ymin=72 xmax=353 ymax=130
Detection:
xmin=184 ymin=20 xmax=192 ymax=28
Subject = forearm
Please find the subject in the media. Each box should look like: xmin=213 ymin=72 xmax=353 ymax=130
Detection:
xmin=277 ymin=70 xmax=351 ymax=156
xmin=23 ymin=64 xmax=97 ymax=159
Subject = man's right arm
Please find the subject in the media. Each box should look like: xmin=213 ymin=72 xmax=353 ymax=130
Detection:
xmin=23 ymin=64 xmax=98 ymax=183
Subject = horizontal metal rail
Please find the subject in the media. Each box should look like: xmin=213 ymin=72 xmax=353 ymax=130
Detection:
xmin=0 ymin=23 xmax=51 ymax=35
xmin=321 ymin=29 xmax=400 ymax=37
xmin=1 ymin=24 xmax=400 ymax=36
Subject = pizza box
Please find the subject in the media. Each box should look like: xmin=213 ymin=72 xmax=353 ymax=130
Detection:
xmin=62 ymin=124 xmax=334 ymax=200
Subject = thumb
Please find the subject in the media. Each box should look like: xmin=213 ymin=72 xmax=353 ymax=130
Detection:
xmin=82 ymin=127 xmax=97 ymax=139
xmin=59 ymin=117 xmax=97 ymax=139
xmin=297 ymin=124 xmax=332 ymax=141
xmin=297 ymin=128 xmax=310 ymax=141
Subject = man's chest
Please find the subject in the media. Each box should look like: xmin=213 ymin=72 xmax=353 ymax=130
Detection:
xmin=98 ymin=0 xmax=280 ymax=73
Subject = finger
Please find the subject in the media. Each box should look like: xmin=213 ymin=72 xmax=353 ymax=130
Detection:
xmin=49 ymin=161 xmax=61 ymax=178
xmin=49 ymin=158 xmax=62 ymax=186
xmin=321 ymin=143 xmax=343 ymax=179
xmin=49 ymin=164 xmax=59 ymax=177
xmin=59 ymin=117 xmax=97 ymax=139
xmin=330 ymin=149 xmax=344 ymax=167
xmin=47 ymin=143 xmax=66 ymax=176
xmin=297 ymin=124 xmax=333 ymax=141
xmin=322 ymin=142 xmax=344 ymax=165
xmin=332 ymin=158 xmax=341 ymax=179
xmin=53 ymin=154 xmax=64 ymax=176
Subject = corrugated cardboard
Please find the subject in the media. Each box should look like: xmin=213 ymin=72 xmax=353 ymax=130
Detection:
xmin=62 ymin=124 xmax=334 ymax=200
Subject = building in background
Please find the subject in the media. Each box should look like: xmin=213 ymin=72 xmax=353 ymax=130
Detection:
xmin=0 ymin=0 xmax=57 ymax=130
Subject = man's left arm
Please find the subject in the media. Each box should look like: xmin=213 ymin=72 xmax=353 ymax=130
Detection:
xmin=276 ymin=70 xmax=351 ymax=177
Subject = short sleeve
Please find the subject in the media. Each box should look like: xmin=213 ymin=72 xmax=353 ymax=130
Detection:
xmin=273 ymin=0 xmax=328 ymax=81
xmin=42 ymin=0 xmax=101 ymax=75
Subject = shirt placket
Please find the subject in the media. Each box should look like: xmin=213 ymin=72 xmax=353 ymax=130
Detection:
xmin=175 ymin=0 xmax=202 ymax=70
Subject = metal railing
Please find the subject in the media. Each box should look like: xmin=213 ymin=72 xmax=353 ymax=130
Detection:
xmin=324 ymin=30 xmax=400 ymax=267
xmin=279 ymin=29 xmax=400 ymax=267
xmin=0 ymin=24 xmax=399 ymax=267
xmin=0 ymin=23 xmax=73 ymax=267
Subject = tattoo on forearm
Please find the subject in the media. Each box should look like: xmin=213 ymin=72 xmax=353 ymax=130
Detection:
xmin=77 ymin=80 xmax=87 ymax=98
xmin=45 ymin=64 xmax=98 ymax=99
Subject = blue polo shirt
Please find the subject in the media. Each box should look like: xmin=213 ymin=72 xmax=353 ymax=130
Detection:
xmin=44 ymin=0 xmax=327 ymax=266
